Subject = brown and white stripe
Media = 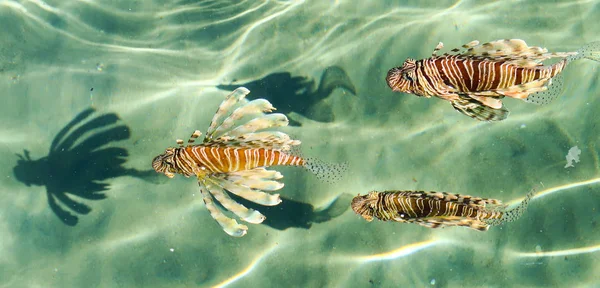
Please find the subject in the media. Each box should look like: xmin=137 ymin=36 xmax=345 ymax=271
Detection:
xmin=370 ymin=190 xmax=503 ymax=222
xmin=410 ymin=55 xmax=567 ymax=97
xmin=171 ymin=145 xmax=305 ymax=176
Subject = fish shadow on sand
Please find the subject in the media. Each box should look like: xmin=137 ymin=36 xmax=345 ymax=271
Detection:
xmin=217 ymin=66 xmax=356 ymax=126
xmin=230 ymin=192 xmax=353 ymax=230
xmin=13 ymin=108 xmax=162 ymax=226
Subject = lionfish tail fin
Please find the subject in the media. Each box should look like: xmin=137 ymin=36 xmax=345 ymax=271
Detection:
xmin=303 ymin=157 xmax=348 ymax=184
xmin=567 ymin=41 xmax=600 ymax=63
xmin=486 ymin=188 xmax=535 ymax=226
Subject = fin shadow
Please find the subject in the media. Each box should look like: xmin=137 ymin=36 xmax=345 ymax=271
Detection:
xmin=229 ymin=192 xmax=353 ymax=230
xmin=13 ymin=108 xmax=161 ymax=226
xmin=217 ymin=66 xmax=356 ymax=126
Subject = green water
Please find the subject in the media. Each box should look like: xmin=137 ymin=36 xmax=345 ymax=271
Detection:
xmin=1 ymin=1 xmax=599 ymax=287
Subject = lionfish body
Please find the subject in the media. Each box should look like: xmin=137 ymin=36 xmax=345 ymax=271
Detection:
xmin=386 ymin=39 xmax=600 ymax=121
xmin=155 ymin=146 xmax=305 ymax=177
xmin=351 ymin=189 xmax=534 ymax=231
xmin=152 ymin=87 xmax=334 ymax=237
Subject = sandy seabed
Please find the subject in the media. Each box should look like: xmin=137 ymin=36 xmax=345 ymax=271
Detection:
xmin=1 ymin=1 xmax=599 ymax=287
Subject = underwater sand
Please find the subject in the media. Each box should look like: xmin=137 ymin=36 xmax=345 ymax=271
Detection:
xmin=1 ymin=1 xmax=599 ymax=287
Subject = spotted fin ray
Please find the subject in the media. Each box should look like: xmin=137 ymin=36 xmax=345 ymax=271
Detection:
xmin=525 ymin=42 xmax=599 ymax=105
xmin=525 ymin=74 xmax=564 ymax=105
xmin=567 ymin=41 xmax=600 ymax=63
xmin=493 ymin=78 xmax=552 ymax=99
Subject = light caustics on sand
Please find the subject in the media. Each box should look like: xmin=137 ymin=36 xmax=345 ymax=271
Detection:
xmin=223 ymin=0 xmax=304 ymax=74
xmin=343 ymin=179 xmax=600 ymax=265
xmin=506 ymin=177 xmax=600 ymax=206
xmin=212 ymin=244 xmax=282 ymax=288
xmin=502 ymin=178 xmax=600 ymax=259
xmin=509 ymin=244 xmax=600 ymax=258
xmin=0 ymin=1 xmax=177 ymax=55
xmin=100 ymin=200 xmax=202 ymax=251
xmin=350 ymin=239 xmax=452 ymax=263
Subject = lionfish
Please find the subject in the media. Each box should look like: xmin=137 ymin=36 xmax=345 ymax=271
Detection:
xmin=351 ymin=189 xmax=534 ymax=231
xmin=152 ymin=87 xmax=344 ymax=237
xmin=386 ymin=39 xmax=600 ymax=121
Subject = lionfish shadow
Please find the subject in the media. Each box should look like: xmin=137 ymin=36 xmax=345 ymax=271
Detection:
xmin=13 ymin=108 xmax=162 ymax=226
xmin=217 ymin=66 xmax=357 ymax=126
xmin=230 ymin=192 xmax=354 ymax=230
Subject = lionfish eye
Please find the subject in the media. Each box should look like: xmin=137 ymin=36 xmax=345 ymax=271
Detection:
xmin=403 ymin=73 xmax=414 ymax=81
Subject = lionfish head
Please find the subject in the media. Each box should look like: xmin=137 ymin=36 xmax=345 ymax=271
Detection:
xmin=152 ymin=147 xmax=177 ymax=178
xmin=386 ymin=58 xmax=418 ymax=94
xmin=351 ymin=192 xmax=379 ymax=222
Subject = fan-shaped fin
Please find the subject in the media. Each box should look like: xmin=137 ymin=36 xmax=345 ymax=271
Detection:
xmin=215 ymin=177 xmax=282 ymax=206
xmin=204 ymin=178 xmax=265 ymax=224
xmin=205 ymin=87 xmax=250 ymax=141
xmin=198 ymin=181 xmax=248 ymax=237
xmin=221 ymin=113 xmax=290 ymax=138
xmin=210 ymin=99 xmax=276 ymax=139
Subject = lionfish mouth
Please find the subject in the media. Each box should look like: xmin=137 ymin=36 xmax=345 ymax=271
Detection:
xmin=151 ymin=155 xmax=163 ymax=173
xmin=385 ymin=67 xmax=402 ymax=90
xmin=151 ymin=154 xmax=174 ymax=178
xmin=351 ymin=194 xmax=374 ymax=222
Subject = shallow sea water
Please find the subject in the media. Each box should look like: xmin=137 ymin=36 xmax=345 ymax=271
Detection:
xmin=1 ymin=1 xmax=599 ymax=287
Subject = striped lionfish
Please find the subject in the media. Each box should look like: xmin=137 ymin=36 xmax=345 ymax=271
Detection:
xmin=351 ymin=189 xmax=534 ymax=231
xmin=386 ymin=39 xmax=600 ymax=121
xmin=152 ymin=87 xmax=344 ymax=237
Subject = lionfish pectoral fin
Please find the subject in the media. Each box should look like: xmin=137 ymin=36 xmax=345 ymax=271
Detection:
xmin=493 ymin=78 xmax=551 ymax=100
xmin=412 ymin=218 xmax=444 ymax=229
xmin=417 ymin=217 xmax=490 ymax=231
xmin=204 ymin=177 xmax=266 ymax=224
xmin=225 ymin=168 xmax=285 ymax=191
xmin=213 ymin=170 xmax=283 ymax=206
xmin=211 ymin=99 xmax=276 ymax=138
xmin=198 ymin=183 xmax=248 ymax=237
xmin=468 ymin=95 xmax=503 ymax=109
xmin=450 ymin=97 xmax=509 ymax=121
xmin=205 ymin=87 xmax=251 ymax=141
